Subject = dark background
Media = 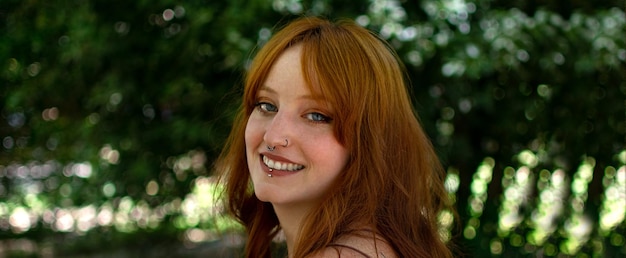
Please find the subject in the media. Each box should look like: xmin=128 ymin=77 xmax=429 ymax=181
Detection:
xmin=1 ymin=0 xmax=625 ymax=257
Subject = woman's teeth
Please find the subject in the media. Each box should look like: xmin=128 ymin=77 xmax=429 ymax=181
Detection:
xmin=263 ymin=156 xmax=304 ymax=171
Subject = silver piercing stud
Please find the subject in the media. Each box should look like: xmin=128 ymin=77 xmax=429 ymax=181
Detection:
xmin=267 ymin=145 xmax=275 ymax=151
xmin=269 ymin=168 xmax=273 ymax=172
xmin=267 ymin=173 xmax=272 ymax=177
xmin=283 ymin=139 xmax=288 ymax=147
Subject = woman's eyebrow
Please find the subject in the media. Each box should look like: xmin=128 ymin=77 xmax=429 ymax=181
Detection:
xmin=258 ymin=85 xmax=277 ymax=95
xmin=259 ymin=84 xmax=321 ymax=102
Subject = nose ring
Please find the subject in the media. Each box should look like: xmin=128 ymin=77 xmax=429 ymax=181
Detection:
xmin=267 ymin=139 xmax=287 ymax=151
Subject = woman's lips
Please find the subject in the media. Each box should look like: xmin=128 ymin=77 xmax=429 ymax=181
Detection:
xmin=260 ymin=153 xmax=305 ymax=177
xmin=263 ymin=155 xmax=304 ymax=171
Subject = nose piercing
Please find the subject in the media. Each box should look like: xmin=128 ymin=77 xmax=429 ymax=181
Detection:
xmin=283 ymin=139 xmax=288 ymax=147
xmin=267 ymin=145 xmax=275 ymax=151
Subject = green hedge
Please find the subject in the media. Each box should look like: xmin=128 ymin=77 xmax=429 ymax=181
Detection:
xmin=1 ymin=0 xmax=624 ymax=256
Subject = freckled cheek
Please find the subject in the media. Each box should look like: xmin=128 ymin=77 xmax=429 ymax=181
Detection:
xmin=334 ymin=148 xmax=350 ymax=173
xmin=309 ymin=138 xmax=349 ymax=170
xmin=244 ymin=116 xmax=264 ymax=150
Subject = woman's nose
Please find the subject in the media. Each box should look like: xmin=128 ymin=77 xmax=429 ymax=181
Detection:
xmin=263 ymin=112 xmax=293 ymax=149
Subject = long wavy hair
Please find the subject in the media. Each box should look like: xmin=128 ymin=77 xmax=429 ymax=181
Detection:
xmin=215 ymin=16 xmax=454 ymax=258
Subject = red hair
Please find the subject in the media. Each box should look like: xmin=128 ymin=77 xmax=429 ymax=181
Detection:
xmin=216 ymin=16 xmax=454 ymax=257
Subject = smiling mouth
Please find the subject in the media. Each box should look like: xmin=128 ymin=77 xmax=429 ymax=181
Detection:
xmin=262 ymin=155 xmax=305 ymax=171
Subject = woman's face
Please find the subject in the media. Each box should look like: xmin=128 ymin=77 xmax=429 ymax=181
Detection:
xmin=245 ymin=44 xmax=349 ymax=208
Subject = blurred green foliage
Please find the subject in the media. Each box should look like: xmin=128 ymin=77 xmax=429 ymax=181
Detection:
xmin=1 ymin=0 xmax=625 ymax=257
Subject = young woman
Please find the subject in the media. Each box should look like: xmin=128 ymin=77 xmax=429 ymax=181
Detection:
xmin=215 ymin=16 xmax=454 ymax=257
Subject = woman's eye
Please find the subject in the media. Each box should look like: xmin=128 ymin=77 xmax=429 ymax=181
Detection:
xmin=255 ymin=102 xmax=277 ymax=113
xmin=305 ymin=112 xmax=331 ymax=123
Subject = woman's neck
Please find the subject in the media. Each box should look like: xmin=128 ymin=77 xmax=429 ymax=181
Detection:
xmin=272 ymin=202 xmax=314 ymax=258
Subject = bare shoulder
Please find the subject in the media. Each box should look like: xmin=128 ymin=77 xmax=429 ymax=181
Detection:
xmin=308 ymin=233 xmax=398 ymax=258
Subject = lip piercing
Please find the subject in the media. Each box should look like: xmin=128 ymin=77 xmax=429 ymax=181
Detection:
xmin=283 ymin=139 xmax=288 ymax=147
xmin=267 ymin=145 xmax=275 ymax=151
xmin=267 ymin=173 xmax=272 ymax=177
